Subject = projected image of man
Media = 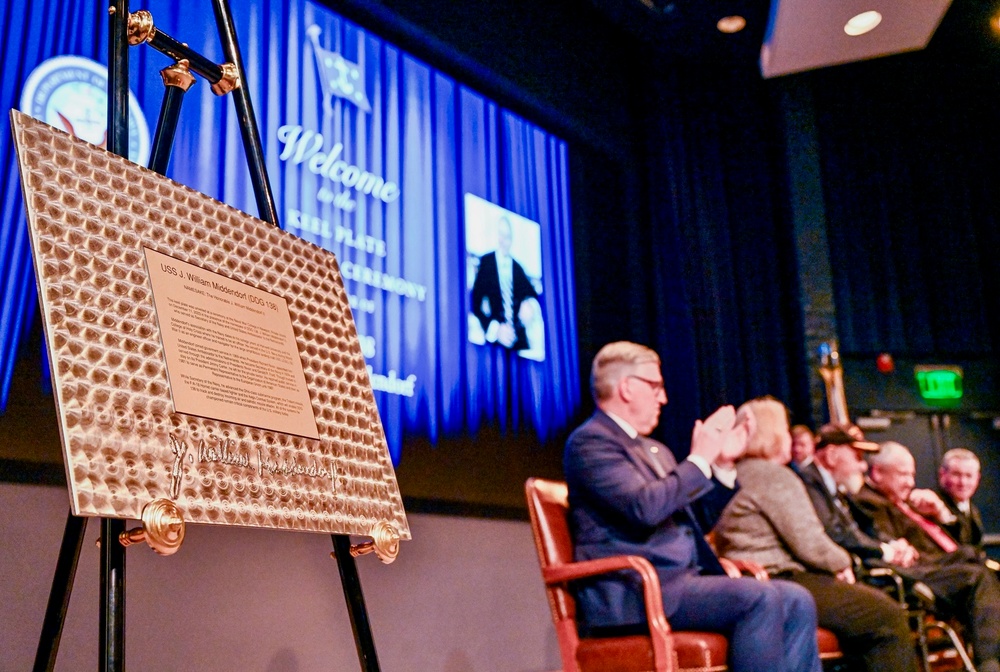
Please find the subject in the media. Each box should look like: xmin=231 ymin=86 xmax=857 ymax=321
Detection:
xmin=470 ymin=215 xmax=540 ymax=352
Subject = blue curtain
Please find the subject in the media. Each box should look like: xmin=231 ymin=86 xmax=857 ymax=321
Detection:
xmin=580 ymin=60 xmax=812 ymax=452
xmin=0 ymin=0 xmax=579 ymax=465
xmin=810 ymin=54 xmax=1000 ymax=358
xmin=0 ymin=0 xmax=106 ymax=412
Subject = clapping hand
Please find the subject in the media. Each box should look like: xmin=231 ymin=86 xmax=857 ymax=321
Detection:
xmin=718 ymin=406 xmax=754 ymax=468
xmin=690 ymin=405 xmax=737 ymax=466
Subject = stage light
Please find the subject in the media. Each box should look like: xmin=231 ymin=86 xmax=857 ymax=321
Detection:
xmin=717 ymin=15 xmax=746 ymax=34
xmin=844 ymin=10 xmax=882 ymax=36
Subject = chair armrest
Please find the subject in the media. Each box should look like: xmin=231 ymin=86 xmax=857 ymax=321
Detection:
xmin=543 ymin=555 xmax=672 ymax=641
xmin=543 ymin=555 xmax=656 ymax=584
xmin=865 ymin=567 xmax=906 ymax=605
xmin=859 ymin=561 xmax=936 ymax=609
xmin=719 ymin=557 xmax=769 ymax=581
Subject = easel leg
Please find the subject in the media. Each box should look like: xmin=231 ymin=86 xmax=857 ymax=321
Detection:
xmin=331 ymin=534 xmax=382 ymax=672
xmin=99 ymin=519 xmax=127 ymax=672
xmin=33 ymin=512 xmax=87 ymax=672
xmin=210 ymin=0 xmax=279 ymax=226
xmin=102 ymin=1 xmax=129 ymax=669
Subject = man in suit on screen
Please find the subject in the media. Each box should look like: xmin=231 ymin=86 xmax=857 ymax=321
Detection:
xmin=563 ymin=341 xmax=821 ymax=672
xmin=470 ymin=215 xmax=539 ymax=351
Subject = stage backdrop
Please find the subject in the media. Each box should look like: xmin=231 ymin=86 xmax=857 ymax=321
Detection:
xmin=0 ymin=0 xmax=579 ymax=472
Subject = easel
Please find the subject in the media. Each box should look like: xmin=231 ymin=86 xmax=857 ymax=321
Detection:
xmin=32 ymin=2 xmax=388 ymax=670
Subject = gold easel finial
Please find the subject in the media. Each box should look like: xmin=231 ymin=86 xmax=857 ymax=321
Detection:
xmin=340 ymin=521 xmax=400 ymax=564
xmin=818 ymin=340 xmax=850 ymax=426
xmin=127 ymin=10 xmax=156 ymax=46
xmin=119 ymin=499 xmax=186 ymax=555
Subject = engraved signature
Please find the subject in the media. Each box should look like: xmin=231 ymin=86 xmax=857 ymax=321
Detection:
xmin=168 ymin=435 xmax=188 ymax=500
xmin=257 ymin=450 xmax=334 ymax=479
xmin=166 ymin=432 xmax=336 ymax=497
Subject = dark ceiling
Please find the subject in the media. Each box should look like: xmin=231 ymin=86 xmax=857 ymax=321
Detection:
xmin=586 ymin=0 xmax=771 ymax=62
xmin=586 ymin=0 xmax=1000 ymax=70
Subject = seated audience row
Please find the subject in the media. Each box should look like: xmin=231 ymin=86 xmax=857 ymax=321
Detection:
xmin=714 ymin=399 xmax=915 ymax=672
xmin=563 ymin=341 xmax=998 ymax=672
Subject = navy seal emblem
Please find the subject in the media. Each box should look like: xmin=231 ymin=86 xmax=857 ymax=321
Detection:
xmin=20 ymin=55 xmax=151 ymax=165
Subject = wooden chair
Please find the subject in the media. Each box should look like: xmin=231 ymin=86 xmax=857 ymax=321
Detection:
xmin=525 ymin=477 xmax=843 ymax=672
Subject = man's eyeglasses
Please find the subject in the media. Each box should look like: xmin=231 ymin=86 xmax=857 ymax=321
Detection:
xmin=627 ymin=375 xmax=666 ymax=395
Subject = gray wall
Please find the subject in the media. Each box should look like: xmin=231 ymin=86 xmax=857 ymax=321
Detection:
xmin=1 ymin=483 xmax=559 ymax=671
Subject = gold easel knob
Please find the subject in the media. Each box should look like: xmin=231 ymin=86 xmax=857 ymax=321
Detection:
xmin=126 ymin=9 xmax=156 ymax=45
xmin=119 ymin=499 xmax=186 ymax=555
xmin=161 ymin=60 xmax=196 ymax=92
xmin=211 ymin=63 xmax=241 ymax=96
xmin=346 ymin=521 xmax=400 ymax=564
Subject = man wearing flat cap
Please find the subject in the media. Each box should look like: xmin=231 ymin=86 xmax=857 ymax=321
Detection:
xmin=798 ymin=424 xmax=918 ymax=567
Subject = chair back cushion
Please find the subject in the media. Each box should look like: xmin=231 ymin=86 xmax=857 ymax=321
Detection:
xmin=526 ymin=477 xmax=575 ymax=568
xmin=526 ymin=478 xmax=580 ymax=625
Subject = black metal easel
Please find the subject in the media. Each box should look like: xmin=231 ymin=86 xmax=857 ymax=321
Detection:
xmin=33 ymin=2 xmax=382 ymax=670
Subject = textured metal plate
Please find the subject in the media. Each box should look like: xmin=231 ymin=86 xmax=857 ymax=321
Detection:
xmin=11 ymin=110 xmax=409 ymax=540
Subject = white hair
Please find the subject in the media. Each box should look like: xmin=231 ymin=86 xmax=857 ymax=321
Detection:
xmin=941 ymin=448 xmax=980 ymax=472
xmin=868 ymin=441 xmax=912 ymax=469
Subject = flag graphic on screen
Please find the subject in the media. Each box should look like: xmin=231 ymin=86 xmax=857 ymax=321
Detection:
xmin=306 ymin=25 xmax=371 ymax=113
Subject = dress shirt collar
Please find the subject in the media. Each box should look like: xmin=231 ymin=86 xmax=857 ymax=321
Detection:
xmin=815 ymin=462 xmax=839 ymax=496
xmin=958 ymin=500 xmax=971 ymax=514
xmin=603 ymin=410 xmax=638 ymax=439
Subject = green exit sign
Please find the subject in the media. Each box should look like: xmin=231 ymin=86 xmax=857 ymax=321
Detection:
xmin=915 ymin=365 xmax=963 ymax=401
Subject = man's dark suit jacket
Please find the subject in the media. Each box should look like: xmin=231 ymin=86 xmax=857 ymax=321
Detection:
xmin=798 ymin=463 xmax=884 ymax=562
xmin=563 ymin=410 xmax=734 ymax=630
xmin=470 ymin=251 xmax=538 ymax=351
xmin=853 ymin=483 xmax=953 ymax=561
xmin=939 ymin=490 xmax=985 ymax=550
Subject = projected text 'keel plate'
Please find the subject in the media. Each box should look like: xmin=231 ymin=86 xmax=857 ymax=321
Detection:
xmin=11 ymin=110 xmax=409 ymax=539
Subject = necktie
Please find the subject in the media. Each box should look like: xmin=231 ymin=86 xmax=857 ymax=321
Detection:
xmin=895 ymin=499 xmax=958 ymax=553
xmin=834 ymin=493 xmax=862 ymax=531
xmin=499 ymin=258 xmax=514 ymax=324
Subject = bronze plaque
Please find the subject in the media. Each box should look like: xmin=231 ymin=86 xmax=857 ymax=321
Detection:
xmin=10 ymin=110 xmax=409 ymax=540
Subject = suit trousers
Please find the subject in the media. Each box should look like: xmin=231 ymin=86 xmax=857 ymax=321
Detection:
xmin=667 ymin=574 xmax=822 ymax=672
xmin=785 ymin=571 xmax=917 ymax=672
xmin=909 ymin=559 xmax=1000 ymax=668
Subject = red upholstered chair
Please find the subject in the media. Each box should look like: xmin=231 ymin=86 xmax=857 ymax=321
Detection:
xmin=526 ymin=477 xmax=727 ymax=672
xmin=525 ymin=477 xmax=843 ymax=672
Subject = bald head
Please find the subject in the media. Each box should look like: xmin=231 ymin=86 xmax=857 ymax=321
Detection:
xmin=868 ymin=442 xmax=916 ymax=502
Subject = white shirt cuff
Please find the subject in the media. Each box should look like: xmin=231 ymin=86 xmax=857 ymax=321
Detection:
xmin=686 ymin=455 xmax=712 ymax=479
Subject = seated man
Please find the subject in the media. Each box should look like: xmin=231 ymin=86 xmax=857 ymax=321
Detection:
xmin=855 ymin=441 xmax=1000 ymax=672
xmin=564 ymin=342 xmax=821 ymax=672
xmin=937 ymin=448 xmax=986 ymax=553
xmin=799 ymin=425 xmax=918 ymax=568
xmin=790 ymin=424 xmax=816 ymax=470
